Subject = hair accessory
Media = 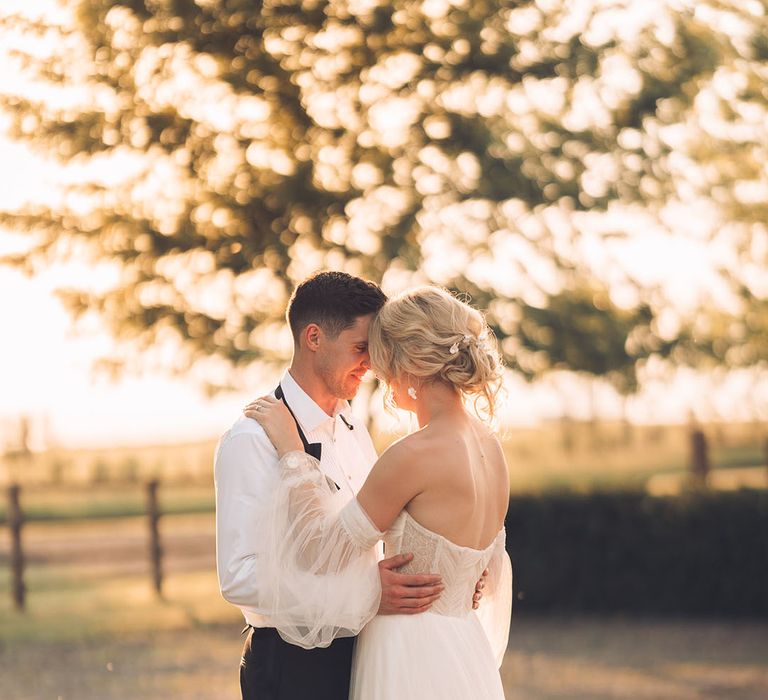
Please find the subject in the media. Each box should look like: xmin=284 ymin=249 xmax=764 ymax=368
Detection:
xmin=449 ymin=335 xmax=473 ymax=355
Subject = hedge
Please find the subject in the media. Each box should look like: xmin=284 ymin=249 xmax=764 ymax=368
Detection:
xmin=504 ymin=489 xmax=768 ymax=617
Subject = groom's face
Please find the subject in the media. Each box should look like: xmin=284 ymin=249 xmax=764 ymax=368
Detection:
xmin=316 ymin=314 xmax=373 ymax=401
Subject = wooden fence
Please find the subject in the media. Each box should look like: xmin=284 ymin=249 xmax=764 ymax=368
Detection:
xmin=5 ymin=480 xmax=166 ymax=612
xmin=5 ymin=430 xmax=766 ymax=612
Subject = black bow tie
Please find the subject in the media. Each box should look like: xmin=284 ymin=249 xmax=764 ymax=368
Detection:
xmin=274 ymin=384 xmax=323 ymax=463
xmin=305 ymin=442 xmax=322 ymax=461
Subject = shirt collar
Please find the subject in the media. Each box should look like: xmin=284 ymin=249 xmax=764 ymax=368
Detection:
xmin=279 ymin=370 xmax=351 ymax=433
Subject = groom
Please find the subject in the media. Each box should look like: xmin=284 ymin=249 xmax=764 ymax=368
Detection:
xmin=215 ymin=271 xmax=446 ymax=700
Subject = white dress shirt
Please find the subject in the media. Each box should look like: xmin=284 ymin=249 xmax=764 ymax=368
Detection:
xmin=215 ymin=369 xmax=379 ymax=628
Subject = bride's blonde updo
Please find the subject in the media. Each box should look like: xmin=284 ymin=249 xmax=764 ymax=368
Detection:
xmin=368 ymin=286 xmax=503 ymax=418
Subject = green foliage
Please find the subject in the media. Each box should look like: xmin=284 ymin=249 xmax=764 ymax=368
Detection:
xmin=507 ymin=489 xmax=768 ymax=616
xmin=508 ymin=285 xmax=658 ymax=392
xmin=682 ymin=290 xmax=768 ymax=369
xmin=0 ymin=1 xmax=765 ymax=387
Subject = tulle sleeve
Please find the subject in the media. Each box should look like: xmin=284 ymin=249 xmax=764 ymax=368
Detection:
xmin=474 ymin=529 xmax=513 ymax=667
xmin=252 ymin=450 xmax=384 ymax=649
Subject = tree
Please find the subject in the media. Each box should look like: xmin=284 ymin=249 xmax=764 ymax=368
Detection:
xmin=0 ymin=0 xmax=761 ymax=392
xmin=671 ymin=2 xmax=768 ymax=371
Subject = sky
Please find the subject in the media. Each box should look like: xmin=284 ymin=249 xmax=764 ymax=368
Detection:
xmin=0 ymin=0 xmax=764 ymax=451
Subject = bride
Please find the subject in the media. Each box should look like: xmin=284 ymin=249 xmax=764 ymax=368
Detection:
xmin=245 ymin=285 xmax=513 ymax=699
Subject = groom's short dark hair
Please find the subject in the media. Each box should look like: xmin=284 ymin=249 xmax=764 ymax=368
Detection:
xmin=287 ymin=271 xmax=387 ymax=344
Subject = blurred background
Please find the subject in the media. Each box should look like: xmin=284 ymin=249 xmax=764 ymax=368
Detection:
xmin=0 ymin=0 xmax=767 ymax=698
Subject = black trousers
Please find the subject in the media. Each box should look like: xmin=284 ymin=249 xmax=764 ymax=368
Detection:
xmin=240 ymin=626 xmax=354 ymax=700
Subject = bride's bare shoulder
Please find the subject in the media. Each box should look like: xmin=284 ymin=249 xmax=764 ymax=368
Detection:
xmin=373 ymin=427 xmax=448 ymax=475
xmin=401 ymin=422 xmax=468 ymax=468
xmin=379 ymin=428 xmax=434 ymax=462
xmin=377 ymin=417 xmax=500 ymax=470
xmin=367 ymin=431 xmax=439 ymax=491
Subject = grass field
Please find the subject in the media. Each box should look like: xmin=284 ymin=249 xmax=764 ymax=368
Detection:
xmin=1 ymin=421 xmax=766 ymax=699
xmin=2 ymin=514 xmax=767 ymax=700
xmin=2 ymin=577 xmax=767 ymax=699
xmin=496 ymin=420 xmax=766 ymax=493
xmin=1 ymin=420 xmax=766 ymax=498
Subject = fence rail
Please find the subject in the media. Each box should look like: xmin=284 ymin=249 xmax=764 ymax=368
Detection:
xmin=5 ymin=480 xmax=170 ymax=611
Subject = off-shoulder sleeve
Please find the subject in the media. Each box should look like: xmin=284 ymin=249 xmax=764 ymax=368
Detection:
xmin=251 ymin=450 xmax=384 ymax=649
xmin=474 ymin=529 xmax=513 ymax=667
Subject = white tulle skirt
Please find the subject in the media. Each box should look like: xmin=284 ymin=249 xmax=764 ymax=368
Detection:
xmin=350 ymin=611 xmax=505 ymax=700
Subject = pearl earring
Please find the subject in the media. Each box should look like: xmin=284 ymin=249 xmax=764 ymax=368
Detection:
xmin=407 ymin=386 xmax=418 ymax=400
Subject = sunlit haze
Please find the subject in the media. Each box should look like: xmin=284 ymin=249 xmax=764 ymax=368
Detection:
xmin=0 ymin=0 xmax=765 ymax=450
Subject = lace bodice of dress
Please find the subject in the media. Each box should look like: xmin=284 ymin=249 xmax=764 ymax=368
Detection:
xmin=384 ymin=510 xmax=505 ymax=617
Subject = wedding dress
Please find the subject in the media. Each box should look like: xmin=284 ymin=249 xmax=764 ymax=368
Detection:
xmin=252 ymin=450 xmax=513 ymax=699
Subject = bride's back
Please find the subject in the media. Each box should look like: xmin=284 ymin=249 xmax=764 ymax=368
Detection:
xmin=366 ymin=284 xmax=508 ymax=549
xmin=402 ymin=413 xmax=509 ymax=550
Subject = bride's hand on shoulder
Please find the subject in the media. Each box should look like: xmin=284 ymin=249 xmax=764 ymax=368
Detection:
xmin=244 ymin=396 xmax=303 ymax=457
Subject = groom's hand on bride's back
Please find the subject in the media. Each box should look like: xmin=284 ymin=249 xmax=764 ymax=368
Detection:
xmin=472 ymin=568 xmax=488 ymax=610
xmin=377 ymin=553 xmax=444 ymax=615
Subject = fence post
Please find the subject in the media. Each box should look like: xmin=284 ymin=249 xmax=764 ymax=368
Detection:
xmin=145 ymin=480 xmax=163 ymax=597
xmin=8 ymin=484 xmax=25 ymax=611
xmin=764 ymin=437 xmax=768 ymax=487
xmin=689 ymin=429 xmax=710 ymax=489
